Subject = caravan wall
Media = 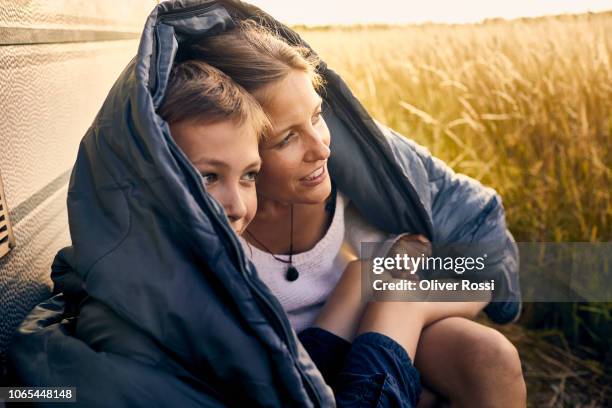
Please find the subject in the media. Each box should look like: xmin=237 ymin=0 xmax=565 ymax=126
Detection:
xmin=0 ymin=0 xmax=154 ymax=375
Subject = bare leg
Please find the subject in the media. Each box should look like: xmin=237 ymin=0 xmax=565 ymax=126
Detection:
xmin=414 ymin=317 xmax=526 ymax=408
xmin=314 ymin=252 xmax=524 ymax=407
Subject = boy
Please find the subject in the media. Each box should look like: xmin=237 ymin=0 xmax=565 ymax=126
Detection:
xmin=158 ymin=60 xmax=270 ymax=235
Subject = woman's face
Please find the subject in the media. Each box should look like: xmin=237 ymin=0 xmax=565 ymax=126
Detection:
xmin=255 ymin=70 xmax=332 ymax=205
xmin=170 ymin=120 xmax=261 ymax=235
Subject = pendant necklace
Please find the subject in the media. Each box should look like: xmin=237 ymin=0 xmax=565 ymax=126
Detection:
xmin=245 ymin=204 xmax=299 ymax=282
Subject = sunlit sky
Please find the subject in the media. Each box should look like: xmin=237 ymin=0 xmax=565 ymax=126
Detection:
xmin=249 ymin=0 xmax=612 ymax=25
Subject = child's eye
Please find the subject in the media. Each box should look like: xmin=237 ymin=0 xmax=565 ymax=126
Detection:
xmin=312 ymin=111 xmax=323 ymax=125
xmin=277 ymin=132 xmax=296 ymax=148
xmin=201 ymin=173 xmax=218 ymax=185
xmin=243 ymin=171 xmax=259 ymax=182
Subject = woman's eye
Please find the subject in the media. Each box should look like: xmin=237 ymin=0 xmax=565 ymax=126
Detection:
xmin=312 ymin=111 xmax=323 ymax=125
xmin=243 ymin=171 xmax=259 ymax=182
xmin=201 ymin=173 xmax=218 ymax=185
xmin=277 ymin=132 xmax=296 ymax=148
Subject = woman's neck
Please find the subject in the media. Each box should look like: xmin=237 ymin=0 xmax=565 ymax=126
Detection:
xmin=245 ymin=197 xmax=332 ymax=255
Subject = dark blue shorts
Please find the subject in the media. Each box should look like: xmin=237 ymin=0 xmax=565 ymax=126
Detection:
xmin=298 ymin=327 xmax=421 ymax=407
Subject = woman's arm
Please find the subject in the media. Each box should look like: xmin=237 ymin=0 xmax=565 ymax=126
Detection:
xmin=314 ymin=234 xmax=491 ymax=342
xmin=385 ymin=234 xmax=491 ymax=326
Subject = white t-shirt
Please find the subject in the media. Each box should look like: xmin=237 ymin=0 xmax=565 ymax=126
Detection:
xmin=241 ymin=192 xmax=396 ymax=332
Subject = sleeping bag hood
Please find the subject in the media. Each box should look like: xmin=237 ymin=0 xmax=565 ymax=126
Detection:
xmin=9 ymin=0 xmax=521 ymax=406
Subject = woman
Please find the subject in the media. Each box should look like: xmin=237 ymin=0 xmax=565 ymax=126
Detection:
xmin=8 ymin=1 xmax=523 ymax=406
xmin=182 ymin=17 xmax=525 ymax=408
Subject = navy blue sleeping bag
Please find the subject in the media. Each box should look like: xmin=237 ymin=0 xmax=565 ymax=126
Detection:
xmin=8 ymin=1 xmax=521 ymax=406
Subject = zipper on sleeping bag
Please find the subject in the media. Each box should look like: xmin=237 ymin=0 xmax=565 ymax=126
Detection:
xmin=221 ymin=207 xmax=323 ymax=406
xmin=155 ymin=5 xmax=323 ymax=404
xmin=241 ymin=257 xmax=324 ymax=405
xmin=189 ymin=163 xmax=323 ymax=406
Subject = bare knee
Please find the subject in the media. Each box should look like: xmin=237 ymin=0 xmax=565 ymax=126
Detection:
xmin=471 ymin=329 xmax=523 ymax=378
xmin=462 ymin=328 xmax=526 ymax=405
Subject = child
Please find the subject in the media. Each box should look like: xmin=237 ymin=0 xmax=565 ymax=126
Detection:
xmin=73 ymin=59 xmax=272 ymax=366
xmin=158 ymin=60 xmax=270 ymax=235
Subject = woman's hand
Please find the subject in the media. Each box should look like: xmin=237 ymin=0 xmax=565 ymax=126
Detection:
xmin=385 ymin=234 xmax=431 ymax=279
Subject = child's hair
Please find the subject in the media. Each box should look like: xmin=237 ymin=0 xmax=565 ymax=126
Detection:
xmin=158 ymin=59 xmax=270 ymax=141
xmin=180 ymin=20 xmax=324 ymax=107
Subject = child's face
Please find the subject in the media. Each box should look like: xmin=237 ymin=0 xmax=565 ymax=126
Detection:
xmin=170 ymin=120 xmax=261 ymax=235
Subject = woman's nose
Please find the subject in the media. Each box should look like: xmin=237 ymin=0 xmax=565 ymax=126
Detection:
xmin=304 ymin=127 xmax=331 ymax=163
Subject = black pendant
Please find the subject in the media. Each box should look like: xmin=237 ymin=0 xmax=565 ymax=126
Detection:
xmin=286 ymin=265 xmax=299 ymax=281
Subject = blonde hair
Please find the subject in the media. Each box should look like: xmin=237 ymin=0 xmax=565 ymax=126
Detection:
xmin=181 ymin=20 xmax=324 ymax=106
xmin=158 ymin=59 xmax=270 ymax=141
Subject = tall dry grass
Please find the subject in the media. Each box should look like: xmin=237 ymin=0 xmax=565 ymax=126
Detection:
xmin=297 ymin=13 xmax=612 ymax=406
xmin=298 ymin=13 xmax=611 ymax=243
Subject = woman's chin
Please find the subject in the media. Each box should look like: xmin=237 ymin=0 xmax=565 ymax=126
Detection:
xmin=297 ymin=176 xmax=332 ymax=204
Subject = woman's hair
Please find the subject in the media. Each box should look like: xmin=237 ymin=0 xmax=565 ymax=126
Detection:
xmin=158 ymin=59 xmax=270 ymax=141
xmin=181 ymin=20 xmax=324 ymax=106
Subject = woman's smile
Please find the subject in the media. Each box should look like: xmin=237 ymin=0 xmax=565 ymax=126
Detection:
xmin=300 ymin=164 xmax=327 ymax=185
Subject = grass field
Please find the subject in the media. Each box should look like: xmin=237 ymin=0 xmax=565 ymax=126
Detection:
xmin=297 ymin=12 xmax=611 ymax=406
